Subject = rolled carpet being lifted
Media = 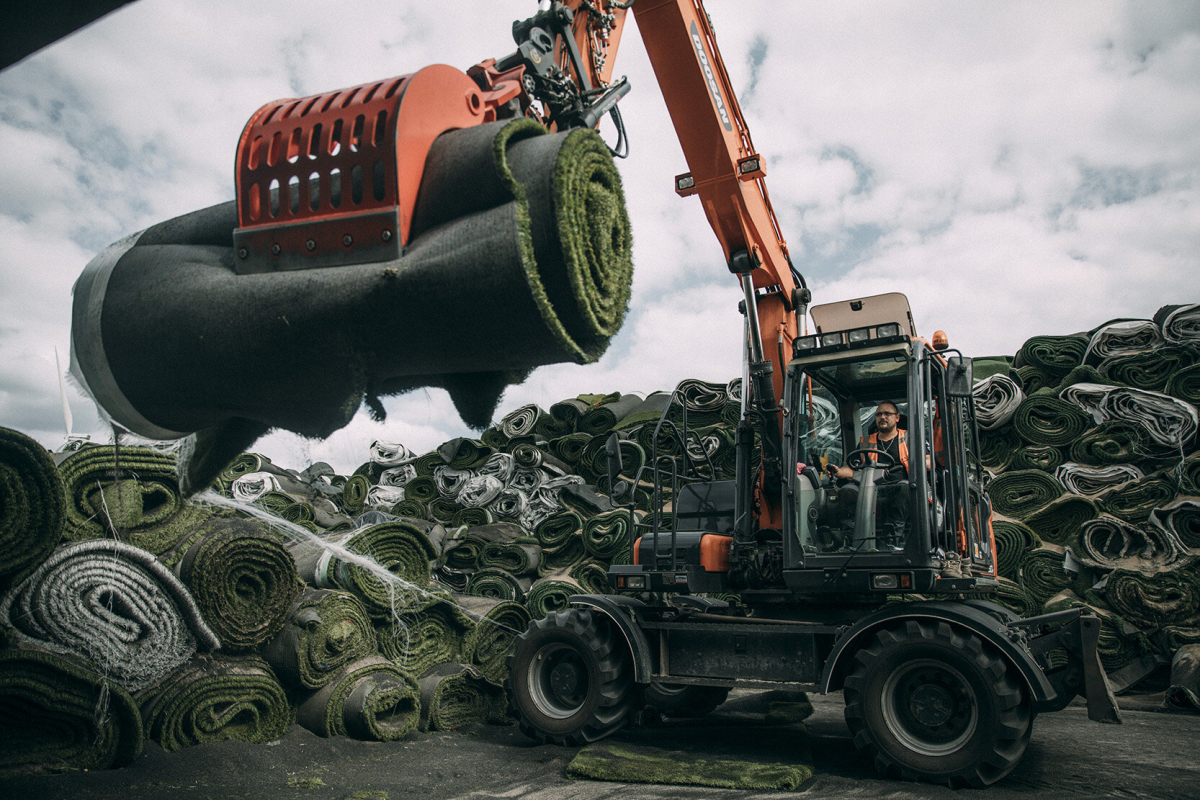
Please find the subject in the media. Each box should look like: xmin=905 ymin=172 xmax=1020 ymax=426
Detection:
xmin=70 ymin=118 xmax=633 ymax=492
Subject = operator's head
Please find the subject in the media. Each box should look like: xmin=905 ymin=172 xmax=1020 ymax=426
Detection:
xmin=875 ymin=401 xmax=901 ymax=434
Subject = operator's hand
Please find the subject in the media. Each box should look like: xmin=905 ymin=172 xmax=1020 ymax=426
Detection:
xmin=826 ymin=463 xmax=852 ymax=480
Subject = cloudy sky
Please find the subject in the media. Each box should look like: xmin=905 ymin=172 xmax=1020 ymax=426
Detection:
xmin=1 ymin=0 xmax=1197 ymax=473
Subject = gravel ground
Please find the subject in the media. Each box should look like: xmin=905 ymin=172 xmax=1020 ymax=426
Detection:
xmin=5 ymin=691 xmax=1197 ymax=800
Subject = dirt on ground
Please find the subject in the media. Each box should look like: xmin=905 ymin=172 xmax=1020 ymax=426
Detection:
xmin=4 ymin=691 xmax=1196 ymax=800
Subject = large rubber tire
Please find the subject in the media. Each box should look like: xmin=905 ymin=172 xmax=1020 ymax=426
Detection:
xmin=844 ymin=620 xmax=1032 ymax=788
xmin=506 ymin=609 xmax=636 ymax=745
xmin=643 ymin=683 xmax=731 ymax=718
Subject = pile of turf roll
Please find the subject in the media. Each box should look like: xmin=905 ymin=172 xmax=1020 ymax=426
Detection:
xmin=969 ymin=303 xmax=1200 ymax=705
xmin=0 ymin=379 xmax=751 ymax=775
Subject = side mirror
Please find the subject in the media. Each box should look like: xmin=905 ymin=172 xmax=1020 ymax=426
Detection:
xmin=604 ymin=433 xmax=629 ymax=501
xmin=947 ymin=356 xmax=974 ymax=397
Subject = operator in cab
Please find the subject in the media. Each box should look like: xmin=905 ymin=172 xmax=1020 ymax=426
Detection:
xmin=823 ymin=401 xmax=910 ymax=550
xmin=827 ymin=401 xmax=908 ymax=480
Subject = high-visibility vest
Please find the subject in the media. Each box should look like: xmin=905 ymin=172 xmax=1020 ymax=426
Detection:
xmin=863 ymin=431 xmax=909 ymax=475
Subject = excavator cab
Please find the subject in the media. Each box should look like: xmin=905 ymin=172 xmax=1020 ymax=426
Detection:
xmin=782 ymin=293 xmax=998 ymax=596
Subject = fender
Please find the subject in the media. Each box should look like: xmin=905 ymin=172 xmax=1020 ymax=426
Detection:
xmin=819 ymin=600 xmax=1057 ymax=706
xmin=568 ymin=594 xmax=654 ymax=684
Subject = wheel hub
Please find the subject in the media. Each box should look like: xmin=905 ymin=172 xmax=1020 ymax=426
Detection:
xmin=909 ymin=683 xmax=955 ymax=727
xmin=550 ymin=661 xmax=581 ymax=697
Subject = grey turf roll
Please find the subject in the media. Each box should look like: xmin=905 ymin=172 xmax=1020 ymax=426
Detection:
xmin=1072 ymin=514 xmax=1185 ymax=572
xmin=0 ymin=539 xmax=220 ymax=692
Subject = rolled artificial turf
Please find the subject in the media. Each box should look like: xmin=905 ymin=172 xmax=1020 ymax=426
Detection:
xmin=294 ymin=654 xmax=421 ymax=741
xmin=1098 ymin=473 xmax=1180 ymax=522
xmin=582 ymin=509 xmax=638 ymax=562
xmin=416 ymin=662 xmax=508 ymax=731
xmin=985 ymin=469 xmax=1065 ymax=520
xmin=535 ymin=509 xmax=584 ymax=548
xmin=1022 ymin=495 xmax=1098 ymax=546
xmin=0 ymin=427 xmax=65 ymax=586
xmin=1100 ymin=346 xmax=1196 ymax=392
xmin=465 ymin=567 xmax=529 ymax=602
xmin=567 ymin=739 xmax=813 ymax=791
xmin=526 ymin=572 xmax=585 ymax=618
xmin=991 ymin=517 xmax=1042 ymax=579
xmin=0 ymin=539 xmax=219 ymax=692
xmin=1017 ymin=545 xmax=1073 ymax=608
xmin=260 ymin=588 xmax=377 ymax=690
xmin=457 ymin=594 xmax=530 ymax=684
xmin=0 ymin=647 xmax=143 ymax=775
xmin=1068 ymin=421 xmax=1148 ymax=466
xmin=538 ymin=532 xmax=588 ymax=574
xmin=136 ymin=654 xmax=292 ymax=752
xmin=1012 ymin=392 xmax=1093 ymax=448
xmin=171 ymin=516 xmax=302 ymax=652
xmin=479 ymin=540 xmax=542 ymax=575
xmin=1102 ymin=566 xmax=1200 ymax=629
xmin=380 ymin=599 xmax=474 ymax=677
xmin=57 ymin=444 xmax=210 ymax=553
xmin=1016 ymin=334 xmax=1088 ymax=378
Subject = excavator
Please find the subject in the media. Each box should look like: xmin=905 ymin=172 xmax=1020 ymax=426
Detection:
xmin=64 ymin=0 xmax=1121 ymax=788
xmin=467 ymin=0 xmax=1122 ymax=789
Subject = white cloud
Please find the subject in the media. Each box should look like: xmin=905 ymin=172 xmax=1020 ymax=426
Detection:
xmin=1 ymin=0 xmax=1196 ymax=473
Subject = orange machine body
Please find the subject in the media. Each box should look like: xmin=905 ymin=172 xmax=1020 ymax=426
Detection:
xmin=232 ymin=64 xmax=496 ymax=273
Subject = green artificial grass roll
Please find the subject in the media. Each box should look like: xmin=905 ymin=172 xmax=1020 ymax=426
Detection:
xmin=340 ymin=474 xmax=371 ymax=515
xmin=1015 ymin=364 xmax=1053 ymax=394
xmin=1100 ymin=346 xmax=1197 ymax=392
xmin=1101 ymin=566 xmax=1200 ymax=629
xmin=1018 ymin=545 xmax=1073 ymax=609
xmin=259 ymin=588 xmax=377 ymax=690
xmin=325 ymin=521 xmax=438 ymax=618
xmin=0 ymin=647 xmax=143 ymax=775
xmin=294 ymin=654 xmax=421 ymax=741
xmin=979 ymin=427 xmax=1021 ymax=471
xmin=479 ymin=540 xmax=542 ymax=575
xmin=465 ymin=567 xmax=530 ymax=602
xmin=1099 ymin=473 xmax=1179 ymax=523
xmin=570 ymin=560 xmax=613 ymax=594
xmin=1022 ymin=495 xmax=1098 ymax=546
xmin=987 ymin=469 xmax=1065 ymax=519
xmin=457 ymin=594 xmax=531 ymax=684
xmin=1072 ymin=514 xmax=1184 ymax=572
xmin=1012 ymin=392 xmax=1093 ymax=447
xmin=583 ymin=509 xmax=639 ymax=562
xmin=172 ymin=516 xmax=302 ymax=652
xmin=535 ymin=509 xmax=584 ymax=548
xmin=539 ymin=531 xmax=588 ymax=574
xmin=452 ymin=507 xmax=494 ymax=527
xmin=990 ymin=576 xmax=1043 ymax=618
xmin=0 ymin=427 xmax=65 ymax=587
xmin=527 ymin=571 xmax=585 ymax=618
xmin=416 ymin=663 xmax=509 ymax=731
xmin=1166 ymin=362 xmax=1200 ymax=405
xmin=548 ymin=432 xmax=591 ymax=465
xmin=136 ymin=654 xmax=291 ymax=753
xmin=380 ymin=598 xmax=474 ymax=677
xmin=57 ymin=444 xmax=209 ymax=553
xmin=992 ymin=517 xmax=1042 ymax=579
xmin=1151 ymin=500 xmax=1200 ymax=549
xmin=579 ymin=394 xmax=646 ymax=436
xmin=1016 ymin=334 xmax=1088 ymax=378
xmin=440 ymin=523 xmax=531 ymax=570
xmin=1069 ymin=422 xmax=1148 ymax=466
xmin=391 ymin=499 xmax=430 ymax=519
xmin=1010 ymin=445 xmax=1065 ymax=473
